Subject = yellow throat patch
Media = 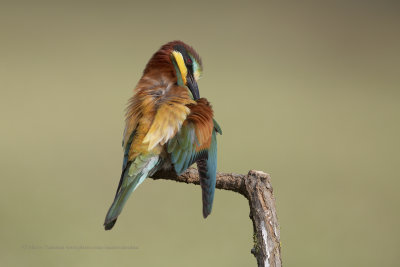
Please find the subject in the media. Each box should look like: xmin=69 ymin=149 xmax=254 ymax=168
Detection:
xmin=172 ymin=51 xmax=187 ymax=84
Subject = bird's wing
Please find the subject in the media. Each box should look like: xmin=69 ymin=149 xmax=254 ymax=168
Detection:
xmin=167 ymin=98 xmax=222 ymax=217
xmin=105 ymin=84 xmax=195 ymax=230
xmin=122 ymin=82 xmax=195 ymax=165
xmin=104 ymin=153 xmax=160 ymax=230
xmin=117 ymin=82 xmax=195 ymax=195
xmin=142 ymin=91 xmax=195 ymax=151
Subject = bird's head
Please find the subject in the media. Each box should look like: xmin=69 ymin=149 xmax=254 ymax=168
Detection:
xmin=143 ymin=41 xmax=203 ymax=100
xmin=170 ymin=42 xmax=203 ymax=100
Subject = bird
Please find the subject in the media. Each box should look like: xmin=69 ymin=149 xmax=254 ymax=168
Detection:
xmin=103 ymin=41 xmax=222 ymax=230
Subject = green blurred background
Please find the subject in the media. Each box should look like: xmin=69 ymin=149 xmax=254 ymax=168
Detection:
xmin=1 ymin=1 xmax=399 ymax=266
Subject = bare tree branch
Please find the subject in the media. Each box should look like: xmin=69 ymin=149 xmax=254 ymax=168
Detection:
xmin=151 ymin=167 xmax=282 ymax=267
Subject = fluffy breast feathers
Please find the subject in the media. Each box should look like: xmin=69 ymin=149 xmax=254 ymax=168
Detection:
xmin=123 ymin=75 xmax=215 ymax=162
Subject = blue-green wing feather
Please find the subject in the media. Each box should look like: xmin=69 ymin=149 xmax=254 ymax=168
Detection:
xmin=104 ymin=154 xmax=160 ymax=230
xmin=122 ymin=130 xmax=135 ymax=171
xmin=168 ymin=122 xmax=205 ymax=174
xmin=213 ymin=119 xmax=222 ymax=135
xmin=197 ymin=128 xmax=218 ymax=217
xmin=167 ymin=120 xmax=221 ymax=218
xmin=104 ymin=129 xmax=160 ymax=230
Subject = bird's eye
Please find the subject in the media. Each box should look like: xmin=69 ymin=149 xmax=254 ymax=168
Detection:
xmin=186 ymin=58 xmax=192 ymax=65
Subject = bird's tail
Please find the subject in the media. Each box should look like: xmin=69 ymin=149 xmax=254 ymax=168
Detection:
xmin=104 ymin=155 xmax=159 ymax=230
xmin=198 ymin=130 xmax=218 ymax=218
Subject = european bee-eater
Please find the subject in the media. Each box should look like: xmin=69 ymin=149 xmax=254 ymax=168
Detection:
xmin=104 ymin=41 xmax=221 ymax=230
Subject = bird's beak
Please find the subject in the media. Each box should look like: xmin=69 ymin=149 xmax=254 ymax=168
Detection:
xmin=187 ymin=74 xmax=200 ymax=100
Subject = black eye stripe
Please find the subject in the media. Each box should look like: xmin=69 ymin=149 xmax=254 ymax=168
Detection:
xmin=172 ymin=44 xmax=194 ymax=69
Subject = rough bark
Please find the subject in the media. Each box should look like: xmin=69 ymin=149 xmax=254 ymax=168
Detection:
xmin=151 ymin=167 xmax=282 ymax=267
